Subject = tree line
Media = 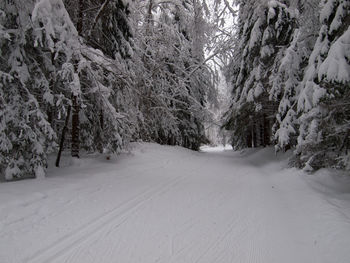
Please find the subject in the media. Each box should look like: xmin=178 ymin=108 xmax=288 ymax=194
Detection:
xmin=223 ymin=0 xmax=350 ymax=171
xmin=0 ymin=0 xmax=217 ymax=180
xmin=1 ymin=0 xmax=349 ymax=180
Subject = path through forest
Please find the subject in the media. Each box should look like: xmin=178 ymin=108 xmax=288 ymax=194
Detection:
xmin=1 ymin=143 xmax=350 ymax=263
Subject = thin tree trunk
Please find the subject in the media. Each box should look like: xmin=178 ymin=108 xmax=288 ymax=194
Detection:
xmin=246 ymin=128 xmax=252 ymax=148
xmin=100 ymin=108 xmax=104 ymax=130
xmin=56 ymin=106 xmax=71 ymax=167
xmin=260 ymin=119 xmax=264 ymax=147
xmin=263 ymin=114 xmax=270 ymax=146
xmin=252 ymin=122 xmax=257 ymax=148
xmin=71 ymin=95 xmax=80 ymax=158
xmin=98 ymin=109 xmax=104 ymax=154
xmin=47 ymin=106 xmax=53 ymax=125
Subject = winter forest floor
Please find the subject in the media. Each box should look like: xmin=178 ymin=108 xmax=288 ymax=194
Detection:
xmin=1 ymin=143 xmax=350 ymax=263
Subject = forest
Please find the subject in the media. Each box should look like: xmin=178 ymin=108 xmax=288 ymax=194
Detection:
xmin=0 ymin=0 xmax=349 ymax=180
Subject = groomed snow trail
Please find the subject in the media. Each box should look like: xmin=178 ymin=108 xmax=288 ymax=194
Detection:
xmin=1 ymin=144 xmax=350 ymax=263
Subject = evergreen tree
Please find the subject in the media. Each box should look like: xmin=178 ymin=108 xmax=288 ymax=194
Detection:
xmin=132 ymin=0 xmax=215 ymax=150
xmin=270 ymin=0 xmax=320 ymax=152
xmin=223 ymin=0 xmax=350 ymax=171
xmin=0 ymin=0 xmax=137 ymax=179
xmin=223 ymin=0 xmax=297 ymax=149
xmin=295 ymin=0 xmax=350 ymax=170
xmin=0 ymin=0 xmax=59 ymax=180
xmin=1 ymin=0 xmax=218 ymax=180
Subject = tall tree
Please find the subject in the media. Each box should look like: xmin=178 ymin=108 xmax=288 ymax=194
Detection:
xmin=132 ymin=0 xmax=215 ymax=150
xmin=270 ymin=0 xmax=320 ymax=152
xmin=223 ymin=0 xmax=298 ymax=149
xmin=223 ymin=0 xmax=350 ymax=171
xmin=295 ymin=0 xmax=350 ymax=170
xmin=1 ymin=0 xmax=138 ymax=179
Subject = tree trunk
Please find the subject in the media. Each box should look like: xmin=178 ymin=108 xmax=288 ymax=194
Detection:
xmin=263 ymin=114 xmax=270 ymax=146
xmin=259 ymin=119 xmax=264 ymax=147
xmin=252 ymin=122 xmax=257 ymax=148
xmin=246 ymin=128 xmax=252 ymax=148
xmin=47 ymin=106 xmax=53 ymax=125
xmin=56 ymin=106 xmax=71 ymax=167
xmin=71 ymin=95 xmax=80 ymax=158
xmin=98 ymin=109 xmax=104 ymax=153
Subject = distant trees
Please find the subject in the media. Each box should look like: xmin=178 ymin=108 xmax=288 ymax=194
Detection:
xmin=223 ymin=0 xmax=350 ymax=170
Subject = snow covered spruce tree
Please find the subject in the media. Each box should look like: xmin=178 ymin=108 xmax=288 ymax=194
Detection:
xmin=295 ymin=0 xmax=350 ymax=170
xmin=63 ymin=0 xmax=134 ymax=59
xmin=223 ymin=0 xmax=298 ymax=149
xmin=33 ymin=0 xmax=138 ymax=158
xmin=1 ymin=0 xmax=219 ymax=180
xmin=0 ymin=0 xmax=56 ymax=180
xmin=223 ymin=0 xmax=350 ymax=171
xmin=62 ymin=0 xmax=138 ymax=154
xmin=132 ymin=0 xmax=215 ymax=150
xmin=0 ymin=0 xmax=137 ymax=180
xmin=270 ymin=0 xmax=320 ymax=152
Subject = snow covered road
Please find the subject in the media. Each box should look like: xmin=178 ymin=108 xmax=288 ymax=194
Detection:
xmin=1 ymin=143 xmax=350 ymax=263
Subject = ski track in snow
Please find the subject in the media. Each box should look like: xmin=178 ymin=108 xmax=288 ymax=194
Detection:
xmin=1 ymin=143 xmax=350 ymax=263
xmin=25 ymin=176 xmax=186 ymax=263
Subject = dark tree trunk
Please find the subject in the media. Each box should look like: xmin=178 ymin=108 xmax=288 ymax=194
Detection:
xmin=56 ymin=106 xmax=71 ymax=167
xmin=263 ymin=114 xmax=270 ymax=146
xmin=252 ymin=122 xmax=257 ymax=148
xmin=100 ymin=109 xmax=104 ymax=129
xmin=71 ymin=95 xmax=80 ymax=158
xmin=47 ymin=106 xmax=53 ymax=125
xmin=246 ymin=128 xmax=252 ymax=148
xmin=259 ymin=118 xmax=264 ymax=147
xmin=98 ymin=109 xmax=104 ymax=153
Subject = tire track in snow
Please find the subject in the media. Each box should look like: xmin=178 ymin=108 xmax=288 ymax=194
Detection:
xmin=25 ymin=175 xmax=185 ymax=263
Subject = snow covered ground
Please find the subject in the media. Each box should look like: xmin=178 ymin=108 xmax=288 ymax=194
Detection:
xmin=1 ymin=143 xmax=350 ymax=263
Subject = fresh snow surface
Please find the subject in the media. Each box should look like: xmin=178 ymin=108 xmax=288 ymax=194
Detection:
xmin=1 ymin=143 xmax=350 ymax=263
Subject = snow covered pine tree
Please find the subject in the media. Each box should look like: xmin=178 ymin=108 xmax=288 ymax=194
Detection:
xmin=1 ymin=0 xmax=137 ymax=179
xmin=224 ymin=0 xmax=350 ymax=171
xmin=132 ymin=0 xmax=215 ymax=150
xmin=296 ymin=0 xmax=350 ymax=170
xmin=0 ymin=0 xmax=56 ymax=180
xmin=223 ymin=0 xmax=297 ymax=149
